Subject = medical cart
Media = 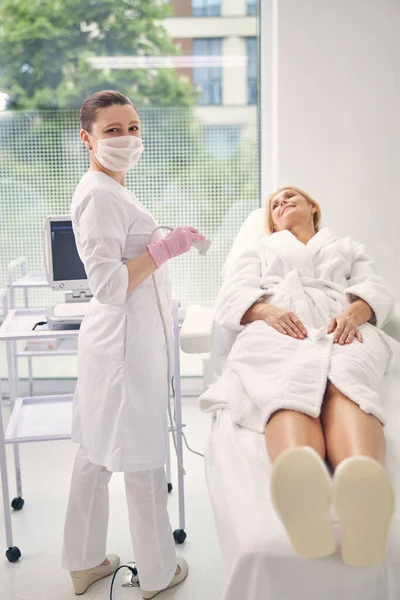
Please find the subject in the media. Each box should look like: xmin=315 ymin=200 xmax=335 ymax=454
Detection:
xmin=0 ymin=279 xmax=187 ymax=563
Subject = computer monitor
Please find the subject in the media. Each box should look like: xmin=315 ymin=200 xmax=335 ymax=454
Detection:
xmin=44 ymin=216 xmax=91 ymax=296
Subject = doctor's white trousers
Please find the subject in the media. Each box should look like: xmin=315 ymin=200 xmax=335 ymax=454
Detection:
xmin=62 ymin=446 xmax=177 ymax=592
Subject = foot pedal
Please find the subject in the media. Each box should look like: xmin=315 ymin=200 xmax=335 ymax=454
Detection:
xmin=121 ymin=562 xmax=140 ymax=588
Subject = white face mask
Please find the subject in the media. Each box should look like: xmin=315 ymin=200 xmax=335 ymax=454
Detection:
xmin=91 ymin=135 xmax=144 ymax=172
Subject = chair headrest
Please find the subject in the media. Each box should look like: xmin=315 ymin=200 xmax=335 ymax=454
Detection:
xmin=222 ymin=208 xmax=266 ymax=279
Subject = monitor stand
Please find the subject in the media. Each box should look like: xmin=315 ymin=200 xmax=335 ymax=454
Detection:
xmin=45 ymin=290 xmax=93 ymax=331
xmin=65 ymin=290 xmax=93 ymax=303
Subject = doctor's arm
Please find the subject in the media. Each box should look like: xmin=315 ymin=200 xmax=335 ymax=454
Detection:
xmin=126 ymin=227 xmax=206 ymax=292
xmin=76 ymin=194 xmax=205 ymax=303
xmin=126 ymin=252 xmax=158 ymax=293
xmin=126 ymin=225 xmax=206 ymax=293
xmin=76 ymin=193 xmax=155 ymax=304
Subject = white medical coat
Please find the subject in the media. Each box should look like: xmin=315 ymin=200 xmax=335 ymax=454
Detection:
xmin=70 ymin=171 xmax=173 ymax=472
xmin=200 ymin=228 xmax=397 ymax=432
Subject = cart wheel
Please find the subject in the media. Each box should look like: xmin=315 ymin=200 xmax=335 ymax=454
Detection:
xmin=173 ymin=529 xmax=187 ymax=544
xmin=11 ymin=497 xmax=25 ymax=511
xmin=6 ymin=546 xmax=21 ymax=563
xmin=167 ymin=483 xmax=173 ymax=494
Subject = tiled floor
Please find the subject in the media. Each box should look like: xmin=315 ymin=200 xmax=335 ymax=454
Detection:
xmin=0 ymin=400 xmax=225 ymax=600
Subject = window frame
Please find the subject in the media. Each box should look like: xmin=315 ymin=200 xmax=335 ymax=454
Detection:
xmin=191 ymin=0 xmax=221 ymax=17
xmin=193 ymin=37 xmax=223 ymax=106
xmin=247 ymin=0 xmax=258 ymax=17
xmin=246 ymin=36 xmax=257 ymax=105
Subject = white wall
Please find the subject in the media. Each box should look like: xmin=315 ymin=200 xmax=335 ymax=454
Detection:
xmin=275 ymin=0 xmax=400 ymax=296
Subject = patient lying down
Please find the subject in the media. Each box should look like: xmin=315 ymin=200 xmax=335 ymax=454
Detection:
xmin=200 ymin=185 xmax=398 ymax=567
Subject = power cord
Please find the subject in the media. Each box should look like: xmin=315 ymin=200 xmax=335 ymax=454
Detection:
xmin=32 ymin=320 xmax=47 ymax=330
xmin=182 ymin=430 xmax=204 ymax=459
xmin=150 ymin=225 xmax=179 ymax=462
xmin=110 ymin=565 xmax=138 ymax=600
xmin=150 ymin=225 xmax=205 ymax=462
xmin=109 ymin=229 xmax=204 ymax=598
xmin=171 ymin=376 xmax=204 ymax=459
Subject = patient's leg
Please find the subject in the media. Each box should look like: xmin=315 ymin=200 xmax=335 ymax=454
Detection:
xmin=321 ymin=382 xmax=386 ymax=469
xmin=321 ymin=383 xmax=393 ymax=568
xmin=265 ymin=410 xmax=326 ymax=463
xmin=266 ymin=410 xmax=335 ymax=559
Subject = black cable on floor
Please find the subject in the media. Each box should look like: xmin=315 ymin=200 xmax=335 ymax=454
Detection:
xmin=109 ymin=565 xmax=138 ymax=600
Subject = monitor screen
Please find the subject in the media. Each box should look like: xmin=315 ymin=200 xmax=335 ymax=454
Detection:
xmin=50 ymin=221 xmax=87 ymax=282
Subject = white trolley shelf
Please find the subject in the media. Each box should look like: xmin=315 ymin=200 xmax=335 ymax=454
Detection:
xmin=1 ymin=308 xmax=77 ymax=341
xmin=5 ymin=395 xmax=73 ymax=444
xmin=0 ymin=298 xmax=187 ymax=564
xmin=0 ymin=305 xmax=79 ymax=563
xmin=7 ymin=258 xmax=71 ymax=397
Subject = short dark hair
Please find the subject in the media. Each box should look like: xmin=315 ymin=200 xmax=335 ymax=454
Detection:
xmin=80 ymin=90 xmax=134 ymax=132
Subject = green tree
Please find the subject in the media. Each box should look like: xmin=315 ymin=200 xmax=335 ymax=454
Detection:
xmin=0 ymin=0 xmax=196 ymax=109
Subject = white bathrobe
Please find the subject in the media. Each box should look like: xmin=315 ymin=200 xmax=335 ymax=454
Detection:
xmin=199 ymin=228 xmax=397 ymax=432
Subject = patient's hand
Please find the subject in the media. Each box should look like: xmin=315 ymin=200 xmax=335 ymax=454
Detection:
xmin=327 ymin=315 xmax=363 ymax=345
xmin=262 ymin=305 xmax=308 ymax=339
xmin=328 ymin=299 xmax=373 ymax=344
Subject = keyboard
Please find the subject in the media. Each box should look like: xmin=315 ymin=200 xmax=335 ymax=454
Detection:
xmin=53 ymin=302 xmax=91 ymax=318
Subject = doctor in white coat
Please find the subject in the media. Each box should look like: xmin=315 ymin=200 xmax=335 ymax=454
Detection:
xmin=62 ymin=90 xmax=205 ymax=597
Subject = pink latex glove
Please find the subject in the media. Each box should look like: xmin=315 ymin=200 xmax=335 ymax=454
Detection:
xmin=147 ymin=227 xmax=206 ymax=268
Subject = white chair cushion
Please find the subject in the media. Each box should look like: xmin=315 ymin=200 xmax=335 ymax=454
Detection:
xmin=221 ymin=208 xmax=266 ymax=279
xmin=180 ymin=305 xmax=214 ymax=354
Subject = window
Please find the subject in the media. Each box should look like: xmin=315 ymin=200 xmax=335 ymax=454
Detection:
xmin=0 ymin=2 xmax=260 ymax=313
xmin=204 ymin=125 xmax=241 ymax=159
xmin=193 ymin=38 xmax=222 ymax=105
xmin=246 ymin=37 xmax=257 ymax=105
xmin=247 ymin=0 xmax=258 ymax=16
xmin=192 ymin=0 xmax=221 ymax=17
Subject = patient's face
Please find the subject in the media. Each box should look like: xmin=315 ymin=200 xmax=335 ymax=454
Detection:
xmin=271 ymin=189 xmax=315 ymax=232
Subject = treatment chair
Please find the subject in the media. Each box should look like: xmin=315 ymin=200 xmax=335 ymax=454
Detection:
xmin=180 ymin=209 xmax=400 ymax=600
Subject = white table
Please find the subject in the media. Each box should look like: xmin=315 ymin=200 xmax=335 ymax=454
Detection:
xmin=0 ymin=296 xmax=187 ymax=563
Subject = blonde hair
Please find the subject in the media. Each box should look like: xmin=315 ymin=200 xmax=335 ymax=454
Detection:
xmin=265 ymin=185 xmax=322 ymax=234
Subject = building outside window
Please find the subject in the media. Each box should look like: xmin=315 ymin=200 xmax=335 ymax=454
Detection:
xmin=193 ymin=38 xmax=222 ymax=105
xmin=192 ymin=0 xmax=221 ymax=17
xmin=247 ymin=0 xmax=257 ymax=16
xmin=246 ymin=37 xmax=257 ymax=105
